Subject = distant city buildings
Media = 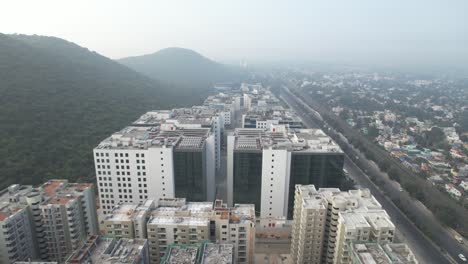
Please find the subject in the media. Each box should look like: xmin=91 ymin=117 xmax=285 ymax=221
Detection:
xmin=0 ymin=180 xmax=98 ymax=263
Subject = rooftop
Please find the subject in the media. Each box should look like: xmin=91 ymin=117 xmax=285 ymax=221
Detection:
xmin=201 ymin=243 xmax=233 ymax=264
xmin=1 ymin=180 xmax=93 ymax=221
xmin=105 ymin=200 xmax=154 ymax=221
xmin=232 ymin=127 xmax=342 ymax=153
xmin=133 ymin=108 xmax=220 ymax=127
xmin=162 ymin=244 xmax=200 ymax=264
xmin=66 ymin=236 xmax=148 ymax=264
xmin=148 ymin=201 xmax=213 ymax=226
xmin=95 ymin=125 xmax=210 ymax=151
xmin=350 ymin=242 xmax=418 ymax=264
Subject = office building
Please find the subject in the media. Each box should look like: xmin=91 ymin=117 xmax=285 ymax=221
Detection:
xmin=94 ymin=124 xmax=215 ymax=215
xmin=291 ymin=185 xmax=396 ymax=264
xmin=0 ymin=180 xmax=98 ymax=263
xmin=227 ymin=126 xmax=344 ymax=218
xmin=65 ymin=235 xmax=149 ymax=264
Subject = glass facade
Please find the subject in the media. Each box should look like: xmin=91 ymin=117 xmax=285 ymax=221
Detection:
xmin=173 ymin=150 xmax=206 ymax=201
xmin=233 ymin=151 xmax=262 ymax=214
xmin=288 ymin=153 xmax=344 ymax=218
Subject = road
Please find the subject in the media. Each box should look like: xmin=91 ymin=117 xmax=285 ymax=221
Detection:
xmin=278 ymin=87 xmax=466 ymax=263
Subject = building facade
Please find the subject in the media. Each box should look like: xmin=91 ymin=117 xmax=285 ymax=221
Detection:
xmin=291 ymin=185 xmax=397 ymax=264
xmin=94 ymin=125 xmax=215 ymax=215
xmin=227 ymin=126 xmax=344 ymax=218
xmin=0 ymin=180 xmax=98 ymax=263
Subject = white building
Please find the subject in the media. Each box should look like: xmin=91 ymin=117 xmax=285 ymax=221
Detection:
xmin=291 ymin=185 xmax=396 ymax=264
xmin=94 ymin=125 xmax=215 ymax=215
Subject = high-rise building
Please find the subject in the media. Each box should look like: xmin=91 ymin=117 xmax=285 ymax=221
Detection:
xmin=227 ymin=126 xmax=344 ymax=218
xmin=65 ymin=235 xmax=149 ymax=264
xmin=94 ymin=125 xmax=215 ymax=215
xmin=291 ymin=185 xmax=396 ymax=264
xmin=0 ymin=180 xmax=98 ymax=263
xmin=0 ymin=185 xmax=37 ymax=264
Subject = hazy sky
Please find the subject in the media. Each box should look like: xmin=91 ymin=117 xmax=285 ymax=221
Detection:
xmin=1 ymin=0 xmax=467 ymax=69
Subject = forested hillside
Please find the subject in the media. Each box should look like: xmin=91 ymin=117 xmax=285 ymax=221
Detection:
xmin=119 ymin=47 xmax=246 ymax=92
xmin=0 ymin=34 xmax=205 ymax=188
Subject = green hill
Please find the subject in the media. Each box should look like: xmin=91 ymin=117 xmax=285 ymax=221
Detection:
xmin=118 ymin=47 xmax=246 ymax=88
xmin=0 ymin=34 xmax=201 ymax=188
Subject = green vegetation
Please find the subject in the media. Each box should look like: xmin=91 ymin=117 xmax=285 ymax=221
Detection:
xmin=0 ymin=34 xmax=216 ymax=189
xmin=293 ymin=87 xmax=468 ymax=236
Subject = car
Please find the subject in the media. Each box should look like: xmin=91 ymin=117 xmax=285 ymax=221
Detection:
xmin=459 ymin=254 xmax=467 ymax=262
xmin=399 ymin=188 xmax=403 ymax=192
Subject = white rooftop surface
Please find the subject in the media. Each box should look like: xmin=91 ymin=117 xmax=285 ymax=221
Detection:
xmin=233 ymin=127 xmax=343 ymax=153
xmin=105 ymin=200 xmax=154 ymax=222
xmin=148 ymin=202 xmax=213 ymax=226
xmin=95 ymin=126 xmax=210 ymax=150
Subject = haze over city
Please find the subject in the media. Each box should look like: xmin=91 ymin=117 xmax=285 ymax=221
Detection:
xmin=1 ymin=0 xmax=468 ymax=72
xmin=1 ymin=1 xmax=468 ymax=264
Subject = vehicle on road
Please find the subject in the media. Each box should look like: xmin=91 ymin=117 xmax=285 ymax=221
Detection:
xmin=459 ymin=254 xmax=467 ymax=262
xmin=455 ymin=235 xmax=464 ymax=244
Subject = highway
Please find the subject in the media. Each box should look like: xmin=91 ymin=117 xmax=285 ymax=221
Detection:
xmin=278 ymin=87 xmax=466 ymax=263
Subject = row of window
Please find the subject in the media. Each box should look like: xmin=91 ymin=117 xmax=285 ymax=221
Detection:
xmin=95 ymin=152 xmax=146 ymax=158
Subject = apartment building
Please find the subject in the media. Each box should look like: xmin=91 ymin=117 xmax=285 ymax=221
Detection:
xmin=291 ymin=185 xmax=397 ymax=264
xmin=146 ymin=199 xmax=212 ymax=264
xmin=0 ymin=180 xmax=98 ymax=263
xmin=102 ymin=200 xmax=155 ymax=239
xmin=0 ymin=185 xmax=37 ymax=263
xmin=94 ymin=124 xmax=215 ymax=215
xmin=227 ymin=126 xmax=344 ymax=218
xmin=65 ymin=235 xmax=149 ymax=264
xmin=348 ymin=242 xmax=418 ymax=264
xmin=210 ymin=200 xmax=255 ymax=264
